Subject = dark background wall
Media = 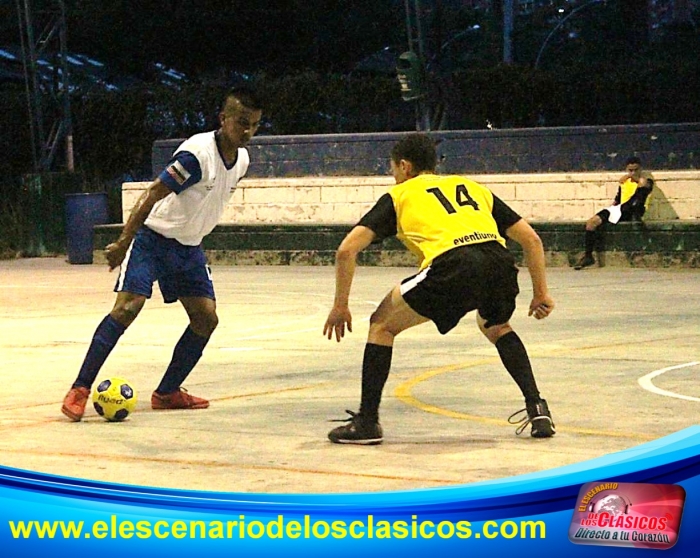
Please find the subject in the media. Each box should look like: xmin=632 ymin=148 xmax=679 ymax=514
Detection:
xmin=152 ymin=123 xmax=700 ymax=179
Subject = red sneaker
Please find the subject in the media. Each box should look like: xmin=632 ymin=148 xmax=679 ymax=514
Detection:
xmin=151 ymin=388 xmax=209 ymax=410
xmin=61 ymin=387 xmax=91 ymax=421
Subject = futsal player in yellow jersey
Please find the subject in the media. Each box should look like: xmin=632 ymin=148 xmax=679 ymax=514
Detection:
xmin=574 ymin=156 xmax=654 ymax=269
xmin=323 ymin=133 xmax=556 ymax=444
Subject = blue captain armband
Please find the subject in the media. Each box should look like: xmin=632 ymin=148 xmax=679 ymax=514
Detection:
xmin=158 ymin=151 xmax=203 ymax=193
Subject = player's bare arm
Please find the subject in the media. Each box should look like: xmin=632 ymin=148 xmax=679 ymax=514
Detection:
xmin=323 ymin=225 xmax=376 ymax=342
xmin=105 ymin=179 xmax=172 ymax=270
xmin=505 ymin=219 xmax=554 ymax=320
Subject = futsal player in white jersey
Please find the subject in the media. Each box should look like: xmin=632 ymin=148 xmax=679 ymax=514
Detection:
xmin=61 ymin=87 xmax=264 ymax=421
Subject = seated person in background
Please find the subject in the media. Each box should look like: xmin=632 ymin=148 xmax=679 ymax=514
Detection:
xmin=574 ymin=156 xmax=654 ymax=270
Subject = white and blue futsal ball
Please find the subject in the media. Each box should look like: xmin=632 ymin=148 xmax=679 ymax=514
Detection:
xmin=92 ymin=377 xmax=137 ymax=422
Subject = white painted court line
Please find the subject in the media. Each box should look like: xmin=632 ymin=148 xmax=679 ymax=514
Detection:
xmin=638 ymin=361 xmax=700 ymax=402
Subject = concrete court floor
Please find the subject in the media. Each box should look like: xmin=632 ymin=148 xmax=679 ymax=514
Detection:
xmin=0 ymin=257 xmax=698 ymax=494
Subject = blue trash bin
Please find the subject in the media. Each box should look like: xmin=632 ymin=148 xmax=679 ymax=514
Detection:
xmin=65 ymin=192 xmax=109 ymax=264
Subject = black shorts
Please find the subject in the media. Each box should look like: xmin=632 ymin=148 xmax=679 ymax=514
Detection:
xmin=400 ymin=242 xmax=519 ymax=335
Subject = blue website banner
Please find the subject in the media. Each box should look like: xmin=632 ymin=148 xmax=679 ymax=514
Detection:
xmin=2 ymin=426 xmax=699 ymax=557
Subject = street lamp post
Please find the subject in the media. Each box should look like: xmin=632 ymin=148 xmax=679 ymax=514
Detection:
xmin=400 ymin=0 xmax=431 ymax=130
xmin=399 ymin=1 xmax=482 ymax=131
xmin=504 ymin=0 xmax=514 ymax=64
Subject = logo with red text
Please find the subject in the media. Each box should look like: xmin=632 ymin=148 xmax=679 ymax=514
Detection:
xmin=569 ymin=482 xmax=685 ymax=550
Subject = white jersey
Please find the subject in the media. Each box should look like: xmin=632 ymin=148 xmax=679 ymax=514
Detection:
xmin=145 ymin=131 xmax=249 ymax=246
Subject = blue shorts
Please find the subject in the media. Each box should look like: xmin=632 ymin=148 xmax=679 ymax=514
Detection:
xmin=114 ymin=227 xmax=215 ymax=303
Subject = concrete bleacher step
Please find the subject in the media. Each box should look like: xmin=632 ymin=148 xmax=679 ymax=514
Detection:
xmin=508 ymin=221 xmax=700 ymax=268
xmin=93 ymin=221 xmax=700 ymax=268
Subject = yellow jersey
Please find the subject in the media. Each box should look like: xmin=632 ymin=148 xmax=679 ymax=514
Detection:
xmin=618 ymin=178 xmax=652 ymax=211
xmin=384 ymin=174 xmax=518 ymax=269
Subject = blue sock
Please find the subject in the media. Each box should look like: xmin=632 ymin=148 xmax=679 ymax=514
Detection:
xmin=156 ymin=327 xmax=210 ymax=394
xmin=73 ymin=315 xmax=126 ymax=389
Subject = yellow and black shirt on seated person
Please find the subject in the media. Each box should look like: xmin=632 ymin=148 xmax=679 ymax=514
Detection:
xmin=358 ymin=174 xmax=522 ymax=269
xmin=614 ymin=177 xmax=654 ymax=220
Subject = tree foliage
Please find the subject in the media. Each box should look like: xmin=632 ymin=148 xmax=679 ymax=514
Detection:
xmin=2 ymin=0 xmax=700 ymax=188
xmin=62 ymin=0 xmax=405 ymax=78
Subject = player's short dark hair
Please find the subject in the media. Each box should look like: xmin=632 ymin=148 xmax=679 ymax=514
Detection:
xmin=391 ymin=133 xmax=438 ymax=173
xmin=222 ymin=86 xmax=264 ymax=113
xmin=625 ymin=156 xmax=642 ymax=166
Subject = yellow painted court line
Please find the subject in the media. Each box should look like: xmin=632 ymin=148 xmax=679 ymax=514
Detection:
xmin=5 ymin=384 xmax=325 ymax=411
xmin=208 ymin=383 xmax=330 ymax=403
xmin=0 ymin=384 xmax=329 ymax=426
xmin=560 ymin=333 xmax=700 ymax=354
xmin=1 ymin=448 xmax=456 ymax=485
xmin=392 ymin=341 xmax=680 ymax=441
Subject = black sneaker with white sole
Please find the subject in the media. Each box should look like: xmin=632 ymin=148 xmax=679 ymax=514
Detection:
xmin=328 ymin=410 xmax=383 ymax=445
xmin=508 ymin=399 xmax=556 ymax=438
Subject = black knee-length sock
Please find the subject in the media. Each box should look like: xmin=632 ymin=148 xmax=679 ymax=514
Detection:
xmin=495 ymin=331 xmax=541 ymax=404
xmin=584 ymin=229 xmax=597 ymax=256
xmin=359 ymin=343 xmax=393 ymax=421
